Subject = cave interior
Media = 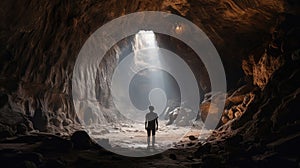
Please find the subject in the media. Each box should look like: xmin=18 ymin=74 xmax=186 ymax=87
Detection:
xmin=0 ymin=0 xmax=300 ymax=167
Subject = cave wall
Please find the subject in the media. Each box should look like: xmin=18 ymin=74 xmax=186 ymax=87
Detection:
xmin=200 ymin=14 xmax=300 ymax=166
xmin=220 ymin=13 xmax=300 ymax=125
xmin=0 ymin=0 xmax=290 ymax=134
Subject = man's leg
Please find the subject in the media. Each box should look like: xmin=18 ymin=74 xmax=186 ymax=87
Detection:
xmin=152 ymin=128 xmax=156 ymax=147
xmin=147 ymin=129 xmax=151 ymax=147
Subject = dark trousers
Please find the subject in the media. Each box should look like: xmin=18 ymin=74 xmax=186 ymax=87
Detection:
xmin=146 ymin=128 xmax=156 ymax=147
xmin=147 ymin=128 xmax=156 ymax=137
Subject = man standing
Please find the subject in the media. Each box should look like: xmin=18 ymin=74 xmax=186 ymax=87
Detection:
xmin=145 ymin=105 xmax=158 ymax=148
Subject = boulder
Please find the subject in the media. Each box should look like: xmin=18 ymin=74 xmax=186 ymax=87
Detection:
xmin=0 ymin=123 xmax=14 ymax=139
xmin=16 ymin=123 xmax=28 ymax=135
xmin=71 ymin=130 xmax=93 ymax=150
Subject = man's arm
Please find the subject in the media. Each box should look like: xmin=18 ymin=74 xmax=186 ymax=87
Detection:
xmin=155 ymin=117 xmax=158 ymax=130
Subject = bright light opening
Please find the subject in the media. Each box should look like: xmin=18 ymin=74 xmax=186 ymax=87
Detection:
xmin=132 ymin=30 xmax=166 ymax=114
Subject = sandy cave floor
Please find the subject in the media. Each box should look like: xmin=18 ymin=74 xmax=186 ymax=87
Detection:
xmin=86 ymin=120 xmax=212 ymax=156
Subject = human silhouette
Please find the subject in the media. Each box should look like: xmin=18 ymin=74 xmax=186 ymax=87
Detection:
xmin=145 ymin=105 xmax=158 ymax=148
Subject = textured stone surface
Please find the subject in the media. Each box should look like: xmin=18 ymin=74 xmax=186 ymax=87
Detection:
xmin=242 ymin=13 xmax=300 ymax=89
xmin=204 ymin=13 xmax=300 ymax=127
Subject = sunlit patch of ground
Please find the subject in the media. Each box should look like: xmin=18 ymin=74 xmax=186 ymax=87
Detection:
xmin=86 ymin=120 xmax=212 ymax=156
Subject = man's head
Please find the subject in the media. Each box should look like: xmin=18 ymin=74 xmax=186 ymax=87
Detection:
xmin=149 ymin=105 xmax=154 ymax=112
